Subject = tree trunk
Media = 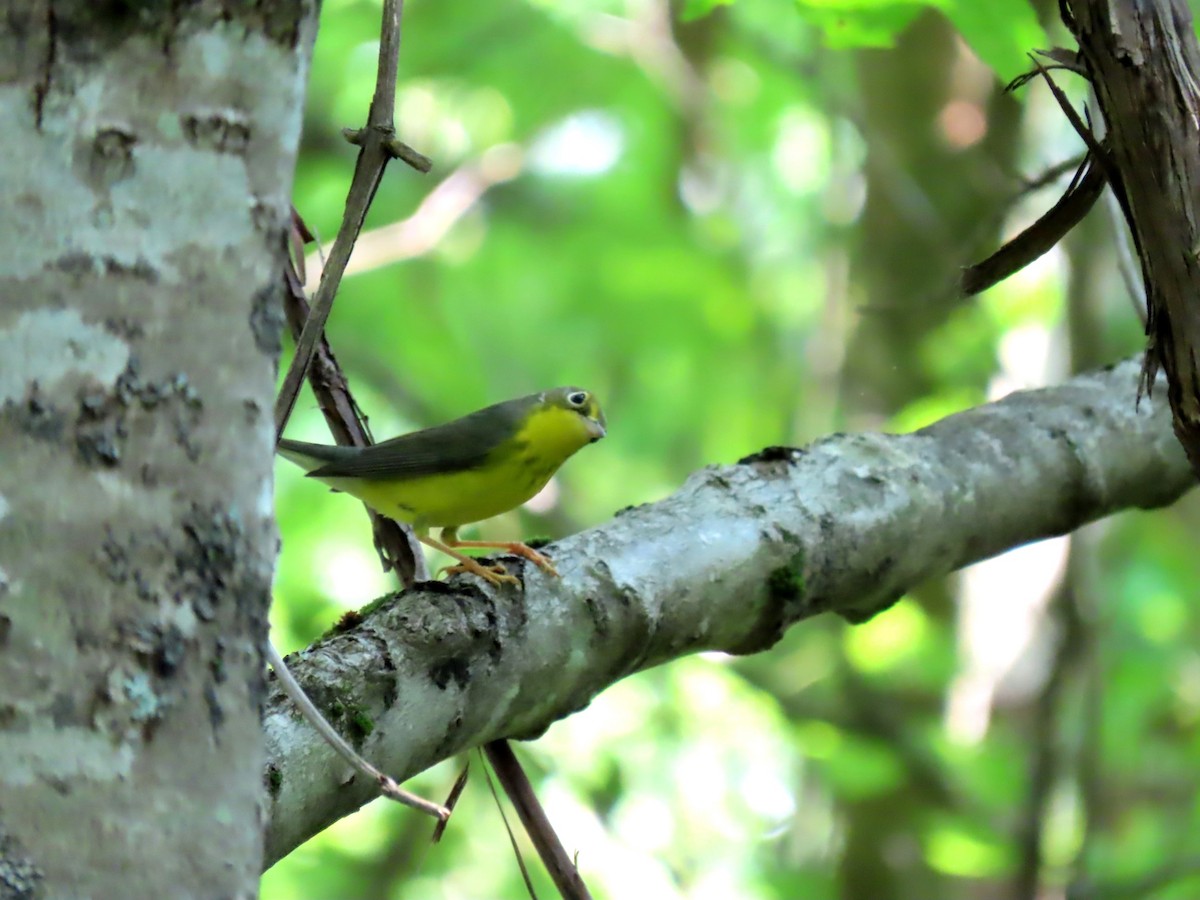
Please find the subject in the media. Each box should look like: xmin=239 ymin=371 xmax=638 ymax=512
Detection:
xmin=1066 ymin=0 xmax=1200 ymax=471
xmin=0 ymin=4 xmax=315 ymax=896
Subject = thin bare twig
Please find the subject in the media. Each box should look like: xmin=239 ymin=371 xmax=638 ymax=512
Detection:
xmin=265 ymin=643 xmax=447 ymax=820
xmin=482 ymin=752 xmax=541 ymax=900
xmin=281 ymin=249 xmax=427 ymax=580
xmin=1103 ymin=187 xmax=1148 ymax=325
xmin=268 ymin=220 xmax=443 ymax=820
xmin=302 ymin=146 xmax=524 ymax=288
xmin=266 ymin=0 xmax=444 ymax=821
xmin=432 ymin=763 xmax=471 ymax=844
xmin=485 ymin=741 xmax=594 ymax=900
xmin=278 ymin=250 xmax=442 ymax=816
xmin=947 ymin=153 xmax=1090 ymax=304
xmin=1020 ymin=153 xmax=1087 ymax=193
xmin=1029 ymin=56 xmax=1111 ymax=182
xmin=273 ymin=0 xmax=427 ymax=448
xmin=1012 ymin=577 xmax=1085 ymax=900
xmin=960 ymin=154 xmax=1107 ymax=297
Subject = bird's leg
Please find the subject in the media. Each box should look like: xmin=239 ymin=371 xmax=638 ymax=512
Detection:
xmin=439 ymin=528 xmax=560 ymax=578
xmin=420 ymin=531 xmax=519 ymax=586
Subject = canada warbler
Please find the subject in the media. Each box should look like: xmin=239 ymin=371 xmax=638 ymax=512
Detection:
xmin=278 ymin=386 xmax=606 ymax=585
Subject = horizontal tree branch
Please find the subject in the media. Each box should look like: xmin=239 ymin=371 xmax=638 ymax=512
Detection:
xmin=262 ymin=358 xmax=1193 ymax=865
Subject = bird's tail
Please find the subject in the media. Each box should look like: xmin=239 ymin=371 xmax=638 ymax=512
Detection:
xmin=277 ymin=439 xmax=360 ymax=474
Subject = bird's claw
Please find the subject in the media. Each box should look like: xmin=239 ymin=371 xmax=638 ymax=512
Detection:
xmin=439 ymin=560 xmax=520 ymax=586
xmin=516 ymin=547 xmax=559 ymax=577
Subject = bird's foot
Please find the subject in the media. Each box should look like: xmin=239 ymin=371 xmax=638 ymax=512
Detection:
xmin=504 ymin=543 xmax=559 ymax=577
xmin=439 ymin=558 xmax=520 ymax=586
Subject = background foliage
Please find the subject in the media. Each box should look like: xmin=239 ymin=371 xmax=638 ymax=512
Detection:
xmin=264 ymin=0 xmax=1200 ymax=897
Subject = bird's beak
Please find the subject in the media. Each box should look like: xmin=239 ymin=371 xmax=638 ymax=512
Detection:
xmin=587 ymin=417 xmax=607 ymax=442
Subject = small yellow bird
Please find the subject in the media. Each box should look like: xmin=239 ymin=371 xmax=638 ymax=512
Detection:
xmin=278 ymin=387 xmax=606 ymax=585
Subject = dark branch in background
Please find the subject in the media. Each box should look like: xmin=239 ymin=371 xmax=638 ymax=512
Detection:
xmin=1013 ymin=572 xmax=1087 ymax=900
xmin=841 ymin=670 xmax=964 ymax=811
xmin=1066 ymin=548 xmax=1106 ymax=898
xmin=262 ymin=359 xmax=1196 ymax=865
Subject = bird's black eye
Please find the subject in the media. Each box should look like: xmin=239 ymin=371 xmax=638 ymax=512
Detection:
xmin=567 ymin=391 xmax=588 ymax=408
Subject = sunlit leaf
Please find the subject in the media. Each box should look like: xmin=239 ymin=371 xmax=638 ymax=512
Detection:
xmin=943 ymin=0 xmax=1049 ymax=81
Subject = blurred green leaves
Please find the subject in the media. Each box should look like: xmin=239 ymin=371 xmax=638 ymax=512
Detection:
xmin=687 ymin=0 xmax=1049 ymax=80
xmin=264 ymin=0 xmax=1200 ymax=898
xmin=942 ymin=0 xmax=1048 ymax=81
xmin=795 ymin=0 xmax=940 ymax=50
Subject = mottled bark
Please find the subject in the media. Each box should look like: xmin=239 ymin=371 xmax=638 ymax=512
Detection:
xmin=0 ymin=3 xmax=316 ymax=897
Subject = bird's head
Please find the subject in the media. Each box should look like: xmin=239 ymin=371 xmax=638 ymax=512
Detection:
xmin=545 ymin=386 xmax=606 ymax=444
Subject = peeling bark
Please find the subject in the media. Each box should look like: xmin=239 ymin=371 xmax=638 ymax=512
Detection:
xmin=1066 ymin=0 xmax=1200 ymax=470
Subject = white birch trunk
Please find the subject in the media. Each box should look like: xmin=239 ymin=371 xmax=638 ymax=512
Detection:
xmin=0 ymin=4 xmax=316 ymax=896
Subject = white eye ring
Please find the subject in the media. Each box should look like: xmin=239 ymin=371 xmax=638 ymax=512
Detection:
xmin=567 ymin=391 xmax=588 ymax=408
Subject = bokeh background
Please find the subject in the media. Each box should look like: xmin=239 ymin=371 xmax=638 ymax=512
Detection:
xmin=264 ymin=1 xmax=1200 ymax=897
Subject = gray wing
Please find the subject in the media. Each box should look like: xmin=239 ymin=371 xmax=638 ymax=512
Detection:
xmin=282 ymin=394 xmax=536 ymax=481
